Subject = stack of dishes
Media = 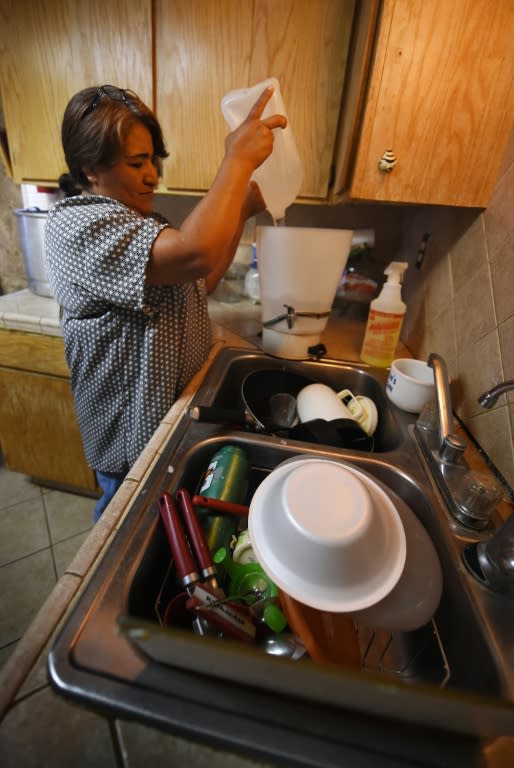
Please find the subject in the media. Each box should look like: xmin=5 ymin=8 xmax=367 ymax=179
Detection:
xmin=249 ymin=458 xmax=442 ymax=640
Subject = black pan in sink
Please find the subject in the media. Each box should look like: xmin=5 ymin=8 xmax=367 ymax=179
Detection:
xmin=189 ymin=368 xmax=374 ymax=449
xmin=189 ymin=368 xmax=315 ymax=432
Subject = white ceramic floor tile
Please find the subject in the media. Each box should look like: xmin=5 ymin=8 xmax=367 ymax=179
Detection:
xmin=0 ymin=497 xmax=50 ymax=567
xmin=0 ymin=467 xmax=42 ymax=509
xmin=0 ymin=642 xmax=16 ymax=671
xmin=0 ymin=687 xmax=118 ymax=768
xmin=118 ymin=719 xmax=272 ymax=768
xmin=0 ymin=549 xmax=57 ymax=646
xmin=53 ymin=531 xmax=91 ymax=579
xmin=43 ymin=489 xmax=95 ymax=544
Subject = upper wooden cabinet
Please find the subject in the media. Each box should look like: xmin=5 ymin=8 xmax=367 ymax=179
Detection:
xmin=155 ymin=0 xmax=355 ymax=199
xmin=0 ymin=0 xmax=512 ymax=208
xmin=0 ymin=0 xmax=152 ymax=183
xmin=0 ymin=0 xmax=355 ymax=199
xmin=340 ymin=0 xmax=514 ymax=206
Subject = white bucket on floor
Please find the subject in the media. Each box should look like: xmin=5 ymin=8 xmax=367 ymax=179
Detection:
xmin=256 ymin=226 xmax=353 ymax=359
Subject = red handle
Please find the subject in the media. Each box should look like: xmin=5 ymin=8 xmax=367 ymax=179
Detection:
xmin=191 ymin=495 xmax=249 ymax=517
xmin=176 ymin=488 xmax=215 ymax=579
xmin=159 ymin=492 xmax=198 ymax=589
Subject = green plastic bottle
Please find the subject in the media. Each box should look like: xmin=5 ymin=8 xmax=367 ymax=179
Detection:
xmin=196 ymin=445 xmax=249 ymax=552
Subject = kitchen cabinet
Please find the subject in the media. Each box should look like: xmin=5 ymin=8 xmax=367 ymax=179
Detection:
xmin=0 ymin=329 xmax=98 ymax=494
xmin=1 ymin=0 xmax=511 ymax=208
xmin=338 ymin=0 xmax=514 ymax=206
xmin=0 ymin=0 xmax=357 ymax=200
xmin=155 ymin=0 xmax=356 ymax=200
xmin=0 ymin=0 xmax=152 ymax=183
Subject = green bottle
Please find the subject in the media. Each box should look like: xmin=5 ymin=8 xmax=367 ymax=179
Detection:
xmin=196 ymin=445 xmax=249 ymax=552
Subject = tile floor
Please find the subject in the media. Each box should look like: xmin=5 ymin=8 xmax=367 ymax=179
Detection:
xmin=0 ymin=457 xmax=96 ymax=672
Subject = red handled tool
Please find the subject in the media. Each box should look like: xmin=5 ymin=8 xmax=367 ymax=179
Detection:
xmin=159 ymin=490 xmax=255 ymax=643
xmin=159 ymin=491 xmax=200 ymax=594
xmin=176 ymin=488 xmax=221 ymax=594
xmin=191 ymin=494 xmax=249 ymax=517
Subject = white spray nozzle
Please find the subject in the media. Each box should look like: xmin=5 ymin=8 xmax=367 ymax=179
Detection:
xmin=385 ymin=261 xmax=408 ymax=284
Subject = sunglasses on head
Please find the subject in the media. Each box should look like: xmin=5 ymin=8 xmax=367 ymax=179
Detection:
xmin=81 ymin=85 xmax=140 ymax=120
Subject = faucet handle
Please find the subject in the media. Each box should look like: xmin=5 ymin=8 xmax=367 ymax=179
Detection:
xmin=453 ymin=470 xmax=503 ymax=529
xmin=439 ymin=433 xmax=467 ymax=464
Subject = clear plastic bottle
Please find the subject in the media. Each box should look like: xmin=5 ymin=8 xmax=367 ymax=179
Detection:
xmin=244 ymin=244 xmax=260 ymax=303
xmin=360 ymin=262 xmax=408 ymax=367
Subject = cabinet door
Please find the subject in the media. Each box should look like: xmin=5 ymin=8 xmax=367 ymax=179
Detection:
xmin=249 ymin=0 xmax=355 ymax=200
xmin=346 ymin=0 xmax=514 ymax=206
xmin=155 ymin=0 xmax=253 ymax=192
xmin=0 ymin=0 xmax=152 ymax=184
xmin=156 ymin=0 xmax=355 ymax=200
xmin=0 ymin=368 xmax=98 ymax=493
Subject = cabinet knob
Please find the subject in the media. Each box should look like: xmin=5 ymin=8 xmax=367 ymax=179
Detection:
xmin=378 ymin=150 xmax=397 ymax=173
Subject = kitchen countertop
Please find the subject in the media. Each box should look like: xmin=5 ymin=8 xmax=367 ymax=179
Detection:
xmin=0 ymin=290 xmax=404 ymax=766
xmin=2 ymin=290 xmax=511 ymax=766
xmin=0 ymin=289 xmax=391 ymax=363
xmin=0 ymin=289 xmax=61 ymax=335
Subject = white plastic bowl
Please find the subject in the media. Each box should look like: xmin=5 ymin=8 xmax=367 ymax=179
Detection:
xmin=248 ymin=459 xmax=406 ymax=612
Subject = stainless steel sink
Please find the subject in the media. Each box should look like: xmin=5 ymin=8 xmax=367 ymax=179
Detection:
xmin=48 ymin=348 xmax=514 ymax=767
xmin=195 ymin=349 xmax=403 ymax=452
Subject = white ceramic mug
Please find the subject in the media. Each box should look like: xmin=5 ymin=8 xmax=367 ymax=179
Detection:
xmin=297 ymin=383 xmax=354 ymax=423
xmin=386 ymin=359 xmax=435 ymax=413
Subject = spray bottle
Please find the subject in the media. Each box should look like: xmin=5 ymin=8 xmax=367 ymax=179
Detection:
xmin=360 ymin=262 xmax=408 ymax=367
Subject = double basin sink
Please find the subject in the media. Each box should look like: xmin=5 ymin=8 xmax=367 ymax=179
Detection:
xmin=49 ymin=348 xmax=514 ymax=767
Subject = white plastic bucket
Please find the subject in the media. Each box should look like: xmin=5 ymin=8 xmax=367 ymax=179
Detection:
xmin=256 ymin=226 xmax=353 ymax=358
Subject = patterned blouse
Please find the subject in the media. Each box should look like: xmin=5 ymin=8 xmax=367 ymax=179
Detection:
xmin=45 ymin=195 xmax=211 ymax=473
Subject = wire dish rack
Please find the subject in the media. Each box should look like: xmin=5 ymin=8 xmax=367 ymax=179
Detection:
xmin=152 ymin=526 xmax=450 ymax=690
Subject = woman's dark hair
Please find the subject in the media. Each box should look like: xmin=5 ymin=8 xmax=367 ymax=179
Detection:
xmin=61 ymin=86 xmax=169 ymax=190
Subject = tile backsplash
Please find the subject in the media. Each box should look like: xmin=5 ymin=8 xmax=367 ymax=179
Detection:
xmin=400 ymin=130 xmax=514 ymax=493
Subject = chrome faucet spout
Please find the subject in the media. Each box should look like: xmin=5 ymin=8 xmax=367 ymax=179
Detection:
xmin=478 ymin=380 xmax=514 ymax=409
xmin=427 ymin=353 xmax=466 ymax=464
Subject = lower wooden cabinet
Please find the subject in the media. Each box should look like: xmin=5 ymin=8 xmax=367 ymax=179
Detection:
xmin=0 ymin=329 xmax=98 ymax=494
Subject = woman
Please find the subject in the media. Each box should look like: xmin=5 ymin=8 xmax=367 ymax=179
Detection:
xmin=45 ymin=84 xmax=285 ymax=521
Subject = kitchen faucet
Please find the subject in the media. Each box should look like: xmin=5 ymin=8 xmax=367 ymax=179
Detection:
xmin=427 ymin=353 xmax=466 ymax=464
xmin=467 ymin=378 xmax=514 ymax=594
xmin=477 ymin=380 xmax=514 ymax=409
xmin=415 ymin=358 xmax=514 ymax=592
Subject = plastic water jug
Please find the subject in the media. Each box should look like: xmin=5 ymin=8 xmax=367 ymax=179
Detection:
xmin=257 ymin=226 xmax=354 ymax=359
xmin=221 ymin=77 xmax=303 ymax=222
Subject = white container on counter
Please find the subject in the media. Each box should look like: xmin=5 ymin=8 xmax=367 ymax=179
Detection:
xmin=256 ymin=226 xmax=353 ymax=359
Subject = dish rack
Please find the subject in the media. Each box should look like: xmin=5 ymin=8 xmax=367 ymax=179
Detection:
xmin=153 ymin=543 xmax=450 ymax=690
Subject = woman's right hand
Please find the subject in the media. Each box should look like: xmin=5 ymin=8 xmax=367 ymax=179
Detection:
xmin=147 ymin=86 xmax=286 ymax=289
xmin=224 ymin=85 xmax=287 ymax=171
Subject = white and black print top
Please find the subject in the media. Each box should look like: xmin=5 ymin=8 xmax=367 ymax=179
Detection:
xmin=45 ymin=195 xmax=211 ymax=473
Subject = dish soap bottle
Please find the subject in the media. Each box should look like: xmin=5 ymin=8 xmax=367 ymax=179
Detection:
xmin=244 ymin=243 xmax=260 ymax=303
xmin=360 ymin=261 xmax=408 ymax=367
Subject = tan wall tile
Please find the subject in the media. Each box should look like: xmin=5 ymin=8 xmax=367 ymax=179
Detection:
xmin=398 ymin=130 xmax=514 ymax=493
xmin=491 ymin=241 xmax=514 ymax=325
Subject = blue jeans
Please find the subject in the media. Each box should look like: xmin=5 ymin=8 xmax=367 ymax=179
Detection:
xmin=94 ymin=470 xmax=126 ymax=523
